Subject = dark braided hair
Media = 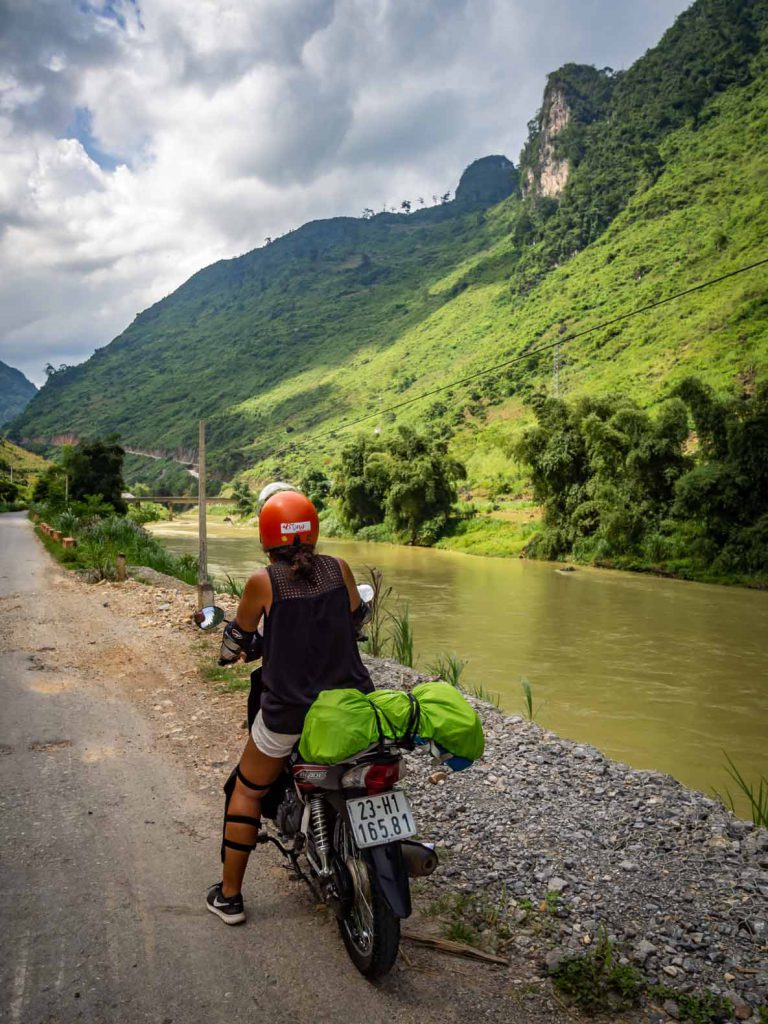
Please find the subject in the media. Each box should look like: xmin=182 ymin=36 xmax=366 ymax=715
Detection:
xmin=267 ymin=540 xmax=316 ymax=580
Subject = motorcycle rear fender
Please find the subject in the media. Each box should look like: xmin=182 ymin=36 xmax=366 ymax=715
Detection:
xmin=364 ymin=842 xmax=412 ymax=919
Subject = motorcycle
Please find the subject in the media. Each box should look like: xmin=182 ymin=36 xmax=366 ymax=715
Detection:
xmin=196 ymin=590 xmax=439 ymax=979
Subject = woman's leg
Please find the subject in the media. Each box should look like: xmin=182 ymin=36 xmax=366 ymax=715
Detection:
xmin=221 ymin=735 xmax=285 ymax=897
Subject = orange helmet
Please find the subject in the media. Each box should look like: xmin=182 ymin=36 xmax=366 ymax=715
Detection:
xmin=258 ymin=490 xmax=319 ymax=550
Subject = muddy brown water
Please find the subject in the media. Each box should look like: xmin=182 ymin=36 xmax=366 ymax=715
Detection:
xmin=150 ymin=519 xmax=767 ymax=815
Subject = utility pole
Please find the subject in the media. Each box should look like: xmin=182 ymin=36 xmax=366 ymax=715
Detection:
xmin=197 ymin=420 xmax=214 ymax=609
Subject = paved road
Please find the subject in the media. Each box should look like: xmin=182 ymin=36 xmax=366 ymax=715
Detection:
xmin=0 ymin=512 xmax=540 ymax=1024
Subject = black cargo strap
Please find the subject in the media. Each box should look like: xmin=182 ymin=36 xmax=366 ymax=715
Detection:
xmin=401 ymin=692 xmax=421 ymax=750
xmin=369 ymin=693 xmax=421 ymax=751
xmin=370 ymin=702 xmax=394 ymax=750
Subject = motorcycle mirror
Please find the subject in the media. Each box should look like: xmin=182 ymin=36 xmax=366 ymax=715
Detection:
xmin=357 ymin=583 xmax=374 ymax=603
xmin=194 ymin=605 xmax=226 ymax=630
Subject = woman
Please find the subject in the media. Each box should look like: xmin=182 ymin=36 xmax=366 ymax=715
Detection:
xmin=206 ymin=489 xmax=372 ymax=924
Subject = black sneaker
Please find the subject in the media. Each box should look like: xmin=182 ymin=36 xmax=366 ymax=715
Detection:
xmin=206 ymin=882 xmax=246 ymax=925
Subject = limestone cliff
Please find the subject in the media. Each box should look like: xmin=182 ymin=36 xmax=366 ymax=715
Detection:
xmin=523 ymin=84 xmax=571 ymax=198
xmin=520 ymin=64 xmax=615 ymax=201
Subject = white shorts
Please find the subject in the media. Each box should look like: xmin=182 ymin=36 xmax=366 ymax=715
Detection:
xmin=251 ymin=710 xmax=300 ymax=759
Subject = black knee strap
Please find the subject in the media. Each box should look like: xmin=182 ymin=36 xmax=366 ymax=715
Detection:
xmin=223 ymin=838 xmax=258 ymax=853
xmin=223 ymin=814 xmax=262 ymax=854
xmin=220 ymin=766 xmax=271 ymax=863
xmin=236 ymin=765 xmax=272 ymax=792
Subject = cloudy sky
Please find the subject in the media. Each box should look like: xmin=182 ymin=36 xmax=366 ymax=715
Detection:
xmin=0 ymin=0 xmax=690 ymax=386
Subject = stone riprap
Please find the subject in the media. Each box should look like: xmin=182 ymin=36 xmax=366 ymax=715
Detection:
xmin=363 ymin=656 xmax=768 ymax=1018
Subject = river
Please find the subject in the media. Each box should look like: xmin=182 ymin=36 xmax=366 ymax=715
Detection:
xmin=149 ymin=519 xmax=767 ymax=813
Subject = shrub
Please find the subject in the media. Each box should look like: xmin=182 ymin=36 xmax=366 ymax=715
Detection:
xmin=552 ymin=931 xmax=643 ymax=1015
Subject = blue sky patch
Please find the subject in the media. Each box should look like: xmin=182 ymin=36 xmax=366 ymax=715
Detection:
xmin=67 ymin=106 xmax=122 ymax=171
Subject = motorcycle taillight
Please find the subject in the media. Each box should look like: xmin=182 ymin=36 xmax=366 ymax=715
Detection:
xmin=363 ymin=761 xmax=400 ymax=795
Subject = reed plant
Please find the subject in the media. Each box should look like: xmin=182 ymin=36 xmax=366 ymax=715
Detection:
xmin=521 ymin=677 xmax=539 ymax=721
xmin=386 ymin=604 xmax=414 ymax=668
xmin=222 ymin=573 xmax=245 ymax=599
xmin=718 ymin=753 xmax=768 ymax=829
xmin=359 ymin=566 xmax=392 ymax=658
xmin=466 ymin=682 xmax=501 ymax=708
xmin=427 ymin=652 xmax=467 ymax=688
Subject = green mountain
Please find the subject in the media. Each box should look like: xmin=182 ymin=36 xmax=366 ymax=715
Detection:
xmin=0 ymin=360 xmax=37 ymax=426
xmin=10 ymin=0 xmax=768 ymax=489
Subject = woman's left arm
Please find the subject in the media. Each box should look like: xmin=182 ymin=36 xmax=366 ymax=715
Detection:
xmin=218 ymin=569 xmax=271 ymax=664
xmin=337 ymin=557 xmax=361 ymax=612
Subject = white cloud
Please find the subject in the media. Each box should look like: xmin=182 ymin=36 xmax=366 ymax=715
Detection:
xmin=0 ymin=0 xmax=690 ymax=385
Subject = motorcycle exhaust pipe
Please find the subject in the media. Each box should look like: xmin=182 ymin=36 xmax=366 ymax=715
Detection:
xmin=401 ymin=840 xmax=439 ymax=877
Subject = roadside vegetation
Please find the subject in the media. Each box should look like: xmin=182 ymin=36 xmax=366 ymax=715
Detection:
xmin=0 ymin=436 xmax=51 ymax=512
xmin=30 ymin=438 xmax=198 ymax=585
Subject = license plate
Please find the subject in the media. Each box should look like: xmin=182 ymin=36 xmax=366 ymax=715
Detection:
xmin=346 ymin=790 xmax=417 ymax=848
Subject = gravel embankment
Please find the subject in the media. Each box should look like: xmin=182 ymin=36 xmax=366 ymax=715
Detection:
xmin=366 ymin=656 xmax=768 ymax=1020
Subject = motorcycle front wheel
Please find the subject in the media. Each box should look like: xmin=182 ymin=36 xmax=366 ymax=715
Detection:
xmin=334 ymin=818 xmax=400 ymax=979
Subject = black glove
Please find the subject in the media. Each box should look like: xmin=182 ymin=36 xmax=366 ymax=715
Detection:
xmin=218 ymin=620 xmax=261 ymax=666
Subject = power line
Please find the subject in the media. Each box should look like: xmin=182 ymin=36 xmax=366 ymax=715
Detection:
xmin=265 ymin=254 xmax=768 ymax=462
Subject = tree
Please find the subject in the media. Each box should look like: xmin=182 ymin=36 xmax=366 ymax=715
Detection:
xmin=380 ymin=426 xmax=466 ymax=544
xmin=333 ymin=427 xmax=465 ymax=544
xmin=299 ymin=468 xmax=331 ymax=512
xmin=333 ymin=435 xmax=388 ymax=532
xmin=400 ymin=200 xmax=412 ymax=214
xmin=32 ymin=465 xmax=67 ymax=505
xmin=230 ymin=481 xmax=256 ymax=519
xmin=0 ymin=477 xmax=19 ymax=502
xmin=44 ymin=362 xmax=72 ymax=378
xmin=514 ymin=393 xmax=689 ymax=559
xmin=672 ymin=379 xmax=768 ymax=571
xmin=361 ymin=208 xmax=375 ymax=220
xmin=61 ymin=438 xmax=127 ymax=513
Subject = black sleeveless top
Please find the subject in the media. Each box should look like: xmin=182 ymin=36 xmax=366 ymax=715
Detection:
xmin=260 ymin=554 xmax=373 ymax=733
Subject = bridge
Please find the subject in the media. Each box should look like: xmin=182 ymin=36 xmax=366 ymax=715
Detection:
xmin=123 ymin=495 xmax=233 ymax=505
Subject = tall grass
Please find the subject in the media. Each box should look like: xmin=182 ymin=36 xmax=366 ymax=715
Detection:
xmin=427 ymin=652 xmax=467 ymax=688
xmin=521 ymin=677 xmax=539 ymax=721
xmin=719 ymin=753 xmax=768 ymax=829
xmin=222 ymin=573 xmax=245 ymax=598
xmin=386 ymin=604 xmax=414 ymax=668
xmin=465 ymin=682 xmax=501 ymax=708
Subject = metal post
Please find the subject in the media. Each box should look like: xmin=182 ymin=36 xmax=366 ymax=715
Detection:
xmin=197 ymin=420 xmax=214 ymax=608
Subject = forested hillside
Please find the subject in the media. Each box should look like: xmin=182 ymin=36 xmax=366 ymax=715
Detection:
xmin=0 ymin=361 xmax=37 ymax=425
xmin=10 ymin=0 xmax=768 ymax=493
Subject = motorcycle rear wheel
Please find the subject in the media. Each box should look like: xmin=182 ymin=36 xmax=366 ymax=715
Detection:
xmin=335 ymin=819 xmax=400 ymax=978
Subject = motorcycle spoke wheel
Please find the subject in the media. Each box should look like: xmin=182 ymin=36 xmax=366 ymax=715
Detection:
xmin=335 ymin=819 xmax=400 ymax=979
